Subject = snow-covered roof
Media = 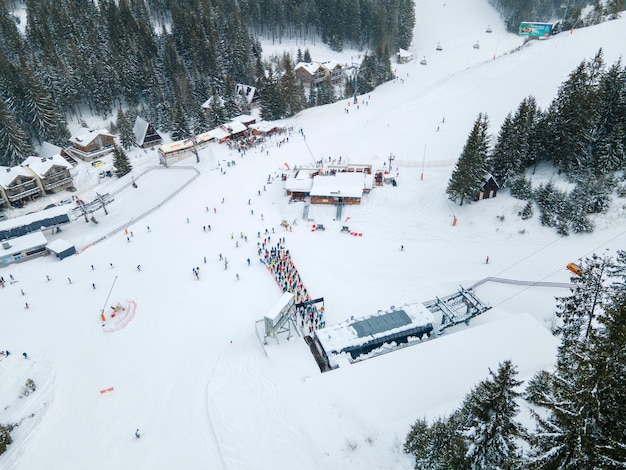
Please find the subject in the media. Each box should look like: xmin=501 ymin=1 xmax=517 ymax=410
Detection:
xmin=133 ymin=117 xmax=149 ymax=147
xmin=0 ymin=230 xmax=47 ymax=256
xmin=309 ymin=172 xmax=368 ymax=198
xmin=46 ymin=238 xmax=75 ymax=254
xmin=295 ymin=62 xmax=322 ymax=75
xmin=315 ymin=303 xmax=434 ymax=363
xmin=398 ymin=48 xmax=413 ymax=58
xmin=236 ymin=84 xmax=258 ymax=104
xmin=208 ymin=127 xmax=231 ymax=141
xmin=69 ymin=129 xmax=113 ymax=146
xmin=225 ymin=120 xmax=247 ymax=134
xmin=158 ymin=140 xmax=195 ymax=155
xmin=39 ymin=142 xmax=63 ymax=158
xmin=201 ymin=95 xmax=225 ymax=110
xmin=248 ymin=121 xmax=283 ymax=134
xmin=285 ymin=169 xmax=317 ymax=193
xmin=0 ymin=166 xmax=36 ymax=188
xmin=22 ymin=155 xmax=72 ymax=178
xmin=231 ymin=114 xmax=256 ymax=125
xmin=321 ymin=60 xmax=342 ymax=70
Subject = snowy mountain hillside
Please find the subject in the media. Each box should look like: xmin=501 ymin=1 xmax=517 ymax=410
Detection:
xmin=1 ymin=1 xmax=626 ymax=469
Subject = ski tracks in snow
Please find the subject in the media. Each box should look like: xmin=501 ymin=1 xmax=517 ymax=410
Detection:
xmin=207 ymin=348 xmax=311 ymax=470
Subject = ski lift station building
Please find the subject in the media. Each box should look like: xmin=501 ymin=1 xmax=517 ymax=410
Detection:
xmin=315 ymin=303 xmax=434 ymax=368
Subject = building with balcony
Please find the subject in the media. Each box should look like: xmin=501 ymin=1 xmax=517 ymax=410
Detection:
xmin=67 ymin=129 xmax=115 ymax=162
xmin=0 ymin=166 xmax=44 ymax=208
xmin=22 ymin=155 xmax=74 ymax=193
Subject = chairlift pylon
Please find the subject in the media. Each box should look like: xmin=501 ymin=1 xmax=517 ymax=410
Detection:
xmin=435 ymin=42 xmax=443 ymax=51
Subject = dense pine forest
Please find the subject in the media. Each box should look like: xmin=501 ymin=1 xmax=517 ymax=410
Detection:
xmin=0 ymin=0 xmax=407 ymax=165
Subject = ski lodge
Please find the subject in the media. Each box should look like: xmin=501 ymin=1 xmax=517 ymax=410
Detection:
xmin=314 ymin=303 xmax=434 ymax=368
xmin=309 ymin=171 xmax=373 ymax=204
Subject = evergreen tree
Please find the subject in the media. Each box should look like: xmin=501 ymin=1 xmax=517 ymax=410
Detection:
xmin=260 ymin=65 xmax=285 ymax=120
xmin=205 ymin=87 xmax=226 ymax=129
xmin=116 ymin=108 xmax=136 ymax=150
xmin=538 ymin=51 xmax=605 ymax=175
xmin=112 ymin=145 xmax=132 ymax=177
xmin=316 ymin=78 xmax=335 ymax=106
xmin=0 ymin=100 xmax=33 ymax=166
xmin=591 ymin=60 xmax=626 ymax=173
xmin=489 ymin=112 xmax=517 ymax=186
xmin=278 ymin=53 xmax=303 ymax=117
xmin=528 ymin=253 xmax=626 ymax=469
xmin=461 ymin=360 xmax=525 ymax=470
xmin=446 ymin=113 xmax=490 ymax=206
xmin=170 ymin=102 xmax=190 ymax=141
xmin=404 ymin=412 xmax=469 ymax=469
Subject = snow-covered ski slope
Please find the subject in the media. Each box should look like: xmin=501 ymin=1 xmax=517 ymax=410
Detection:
xmin=1 ymin=1 xmax=626 ymax=468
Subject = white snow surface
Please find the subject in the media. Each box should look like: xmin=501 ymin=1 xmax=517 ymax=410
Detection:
xmin=2 ymin=1 xmax=626 ymax=468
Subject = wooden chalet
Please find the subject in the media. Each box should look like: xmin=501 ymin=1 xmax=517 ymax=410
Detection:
xmin=320 ymin=60 xmax=344 ymax=84
xmin=67 ymin=129 xmax=115 ymax=162
xmin=294 ymin=61 xmax=345 ymax=85
xmin=22 ymin=155 xmax=74 ymax=193
xmin=397 ymin=48 xmax=413 ymax=64
xmin=294 ymin=62 xmax=326 ymax=85
xmin=0 ymin=166 xmax=44 ymax=208
xmin=133 ymin=116 xmax=163 ymax=148
xmin=477 ymin=175 xmax=499 ymax=200
xmin=236 ymin=84 xmax=260 ymax=107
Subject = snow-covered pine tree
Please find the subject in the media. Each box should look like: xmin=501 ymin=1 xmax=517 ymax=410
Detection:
xmin=170 ymin=102 xmax=190 ymax=142
xmin=279 ymin=53 xmax=304 ymax=117
xmin=116 ymin=108 xmax=136 ymax=150
xmin=0 ymin=99 xmax=33 ymax=166
xmin=112 ymin=145 xmax=132 ymax=178
xmin=555 ymin=253 xmax=614 ymax=351
xmin=528 ymin=252 xmax=626 ymax=469
xmin=404 ymin=412 xmax=469 ymax=469
xmin=446 ymin=113 xmax=490 ymax=206
xmin=591 ymin=60 xmax=626 ymax=174
xmin=489 ymin=112 xmax=517 ymax=187
xmin=460 ymin=360 xmax=525 ymax=470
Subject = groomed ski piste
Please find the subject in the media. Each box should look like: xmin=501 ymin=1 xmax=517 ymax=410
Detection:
xmin=2 ymin=1 xmax=626 ymax=469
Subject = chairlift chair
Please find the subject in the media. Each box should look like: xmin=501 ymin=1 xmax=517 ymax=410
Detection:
xmin=486 ymin=25 xmax=492 ymax=33
xmin=435 ymin=42 xmax=443 ymax=51
xmin=420 ymin=56 xmax=427 ymax=65
xmin=473 ymin=41 xmax=480 ymax=49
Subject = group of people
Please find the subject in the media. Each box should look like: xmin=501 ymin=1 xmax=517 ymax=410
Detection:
xmin=261 ymin=242 xmax=325 ymax=335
